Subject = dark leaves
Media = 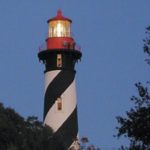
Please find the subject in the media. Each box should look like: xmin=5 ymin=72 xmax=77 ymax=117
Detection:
xmin=116 ymin=83 xmax=150 ymax=149
xmin=0 ymin=103 xmax=54 ymax=150
xmin=143 ymin=26 xmax=150 ymax=64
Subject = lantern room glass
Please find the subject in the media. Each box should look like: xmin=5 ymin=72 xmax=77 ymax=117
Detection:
xmin=48 ymin=20 xmax=71 ymax=38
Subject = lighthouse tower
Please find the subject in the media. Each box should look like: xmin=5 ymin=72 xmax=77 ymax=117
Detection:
xmin=38 ymin=10 xmax=82 ymax=149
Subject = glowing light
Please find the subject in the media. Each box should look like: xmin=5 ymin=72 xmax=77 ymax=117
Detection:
xmin=56 ymin=23 xmax=63 ymax=37
xmin=49 ymin=21 xmax=71 ymax=37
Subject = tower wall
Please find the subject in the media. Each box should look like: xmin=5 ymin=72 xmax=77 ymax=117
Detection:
xmin=44 ymin=70 xmax=78 ymax=149
xmin=38 ymin=50 xmax=81 ymax=149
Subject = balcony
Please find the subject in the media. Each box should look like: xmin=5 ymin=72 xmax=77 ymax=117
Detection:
xmin=38 ymin=41 xmax=81 ymax=52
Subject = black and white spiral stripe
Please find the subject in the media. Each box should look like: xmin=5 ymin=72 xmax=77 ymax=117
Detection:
xmin=43 ymin=69 xmax=78 ymax=149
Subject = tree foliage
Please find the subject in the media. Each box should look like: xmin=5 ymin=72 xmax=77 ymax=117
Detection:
xmin=0 ymin=103 xmax=57 ymax=150
xmin=143 ymin=26 xmax=150 ymax=64
xmin=116 ymin=26 xmax=150 ymax=150
xmin=116 ymin=83 xmax=150 ymax=150
xmin=80 ymin=137 xmax=100 ymax=150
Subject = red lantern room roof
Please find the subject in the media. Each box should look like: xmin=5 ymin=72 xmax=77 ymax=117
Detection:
xmin=47 ymin=9 xmax=72 ymax=23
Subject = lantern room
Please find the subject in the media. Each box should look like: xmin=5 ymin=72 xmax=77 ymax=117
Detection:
xmin=46 ymin=10 xmax=75 ymax=50
xmin=48 ymin=20 xmax=71 ymax=37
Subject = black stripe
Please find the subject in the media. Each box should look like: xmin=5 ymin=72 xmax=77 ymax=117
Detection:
xmin=53 ymin=106 xmax=78 ymax=149
xmin=44 ymin=70 xmax=75 ymax=119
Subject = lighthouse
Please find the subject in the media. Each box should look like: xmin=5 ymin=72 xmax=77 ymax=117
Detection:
xmin=38 ymin=10 xmax=82 ymax=149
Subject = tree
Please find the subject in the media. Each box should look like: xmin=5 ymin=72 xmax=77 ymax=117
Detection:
xmin=0 ymin=102 xmax=60 ymax=150
xmin=116 ymin=82 xmax=150 ymax=150
xmin=143 ymin=26 xmax=150 ymax=64
xmin=0 ymin=103 xmax=25 ymax=150
xmin=80 ymin=137 xmax=100 ymax=150
xmin=116 ymin=27 xmax=150 ymax=150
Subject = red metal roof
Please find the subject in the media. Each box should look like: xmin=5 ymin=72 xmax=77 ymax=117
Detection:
xmin=47 ymin=9 xmax=72 ymax=23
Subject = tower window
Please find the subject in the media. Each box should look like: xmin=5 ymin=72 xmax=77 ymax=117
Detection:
xmin=57 ymin=54 xmax=62 ymax=67
xmin=57 ymin=97 xmax=62 ymax=111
